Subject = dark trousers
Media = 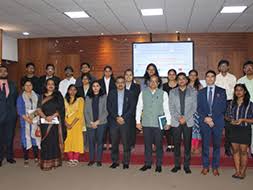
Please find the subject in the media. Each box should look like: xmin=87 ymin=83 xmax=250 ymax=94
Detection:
xmin=164 ymin=128 xmax=174 ymax=146
xmin=143 ymin=127 xmax=163 ymax=167
xmin=173 ymin=125 xmax=192 ymax=167
xmin=129 ymin=117 xmax=136 ymax=148
xmin=110 ymin=123 xmax=130 ymax=164
xmin=0 ymin=119 xmax=16 ymax=161
xmin=22 ymin=146 xmax=39 ymax=160
xmin=87 ymin=124 xmax=106 ymax=162
xmin=103 ymin=123 xmax=112 ymax=145
xmin=224 ymin=100 xmax=232 ymax=152
xmin=200 ymin=124 xmax=223 ymax=169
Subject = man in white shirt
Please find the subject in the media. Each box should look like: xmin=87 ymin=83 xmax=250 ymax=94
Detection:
xmin=59 ymin=66 xmax=76 ymax=97
xmin=215 ymin=60 xmax=237 ymax=157
xmin=136 ymin=75 xmax=171 ymax=173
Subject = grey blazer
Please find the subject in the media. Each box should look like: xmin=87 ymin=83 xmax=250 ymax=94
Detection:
xmin=169 ymin=86 xmax=197 ymax=127
xmin=85 ymin=94 xmax=108 ymax=128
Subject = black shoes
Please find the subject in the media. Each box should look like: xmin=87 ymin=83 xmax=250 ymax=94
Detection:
xmin=7 ymin=159 xmax=16 ymax=164
xmin=184 ymin=167 xmax=192 ymax=174
xmin=171 ymin=166 xmax=181 ymax=173
xmin=110 ymin=163 xmax=119 ymax=169
xmin=123 ymin=164 xmax=129 ymax=169
xmin=155 ymin=166 xmax=162 ymax=173
xmin=0 ymin=161 xmax=2 ymax=167
xmin=139 ymin=165 xmax=151 ymax=171
xmin=87 ymin=161 xmax=95 ymax=166
xmin=96 ymin=161 xmax=102 ymax=167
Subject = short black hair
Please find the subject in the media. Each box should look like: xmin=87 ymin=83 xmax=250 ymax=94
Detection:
xmin=218 ymin=59 xmax=229 ymax=67
xmin=46 ymin=64 xmax=55 ymax=70
xmin=81 ymin=73 xmax=91 ymax=81
xmin=115 ymin=76 xmax=125 ymax=82
xmin=243 ymin=60 xmax=253 ymax=68
xmin=21 ymin=78 xmax=33 ymax=87
xmin=0 ymin=65 xmax=8 ymax=70
xmin=81 ymin=62 xmax=91 ymax=69
xmin=176 ymin=72 xmax=187 ymax=80
xmin=26 ymin=62 xmax=35 ymax=68
xmin=168 ymin=69 xmax=177 ymax=75
xmin=124 ymin=69 xmax=133 ymax=75
xmin=64 ymin=65 xmax=74 ymax=72
xmin=205 ymin=70 xmax=216 ymax=77
xmin=103 ymin=65 xmax=112 ymax=71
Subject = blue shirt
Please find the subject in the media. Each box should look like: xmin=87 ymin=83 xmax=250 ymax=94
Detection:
xmin=117 ymin=90 xmax=125 ymax=116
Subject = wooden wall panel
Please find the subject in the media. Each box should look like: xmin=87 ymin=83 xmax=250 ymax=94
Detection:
xmin=6 ymin=32 xmax=253 ymax=87
xmin=0 ymin=29 xmax=2 ymax=63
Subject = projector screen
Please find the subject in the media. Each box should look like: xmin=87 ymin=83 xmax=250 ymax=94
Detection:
xmin=133 ymin=42 xmax=194 ymax=77
xmin=2 ymin=33 xmax=18 ymax=62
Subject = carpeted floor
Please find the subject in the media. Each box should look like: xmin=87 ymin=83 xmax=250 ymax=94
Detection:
xmin=0 ymin=159 xmax=252 ymax=190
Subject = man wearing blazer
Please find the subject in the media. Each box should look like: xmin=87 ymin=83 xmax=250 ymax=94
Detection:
xmin=197 ymin=70 xmax=227 ymax=176
xmin=169 ymin=72 xmax=197 ymax=174
xmin=38 ymin=64 xmax=61 ymax=94
xmin=0 ymin=65 xmax=18 ymax=167
xmin=107 ymin=76 xmax=134 ymax=169
xmin=124 ymin=69 xmax=141 ymax=149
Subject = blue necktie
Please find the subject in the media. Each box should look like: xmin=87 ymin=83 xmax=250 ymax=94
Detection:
xmin=208 ymin=87 xmax=213 ymax=115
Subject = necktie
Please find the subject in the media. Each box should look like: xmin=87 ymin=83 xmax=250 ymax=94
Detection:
xmin=208 ymin=87 xmax=213 ymax=115
xmin=2 ymin=83 xmax=6 ymax=97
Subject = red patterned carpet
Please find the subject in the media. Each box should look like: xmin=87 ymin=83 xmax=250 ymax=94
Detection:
xmin=13 ymin=129 xmax=253 ymax=167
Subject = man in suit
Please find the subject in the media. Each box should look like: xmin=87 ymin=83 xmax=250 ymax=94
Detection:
xmin=197 ymin=70 xmax=227 ymax=176
xmin=0 ymin=65 xmax=18 ymax=167
xmin=169 ymin=72 xmax=197 ymax=174
xmin=38 ymin=64 xmax=61 ymax=94
xmin=124 ymin=69 xmax=140 ymax=150
xmin=136 ymin=75 xmax=171 ymax=173
xmin=75 ymin=62 xmax=96 ymax=87
xmin=107 ymin=76 xmax=134 ymax=169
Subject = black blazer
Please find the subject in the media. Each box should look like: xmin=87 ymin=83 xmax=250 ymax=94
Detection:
xmin=38 ymin=75 xmax=61 ymax=94
xmin=98 ymin=77 xmax=116 ymax=95
xmin=77 ymin=86 xmax=90 ymax=100
xmin=107 ymin=89 xmax=135 ymax=125
xmin=0 ymin=80 xmax=18 ymax=123
xmin=127 ymin=82 xmax=141 ymax=107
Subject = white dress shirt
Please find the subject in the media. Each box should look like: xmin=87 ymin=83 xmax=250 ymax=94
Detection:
xmin=215 ymin=72 xmax=237 ymax=100
xmin=104 ymin=77 xmax=111 ymax=95
xmin=59 ymin=77 xmax=76 ymax=97
xmin=136 ymin=89 xmax=171 ymax=125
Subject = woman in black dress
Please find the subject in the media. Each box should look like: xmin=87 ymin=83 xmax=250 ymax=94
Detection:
xmin=163 ymin=69 xmax=177 ymax=152
xmin=226 ymin=84 xmax=253 ymax=179
xmin=37 ymin=79 xmax=66 ymax=171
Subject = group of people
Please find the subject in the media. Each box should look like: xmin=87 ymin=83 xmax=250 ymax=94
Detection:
xmin=0 ymin=59 xmax=252 ymax=180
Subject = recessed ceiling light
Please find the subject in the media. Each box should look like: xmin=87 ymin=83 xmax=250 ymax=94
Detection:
xmin=220 ymin=6 xmax=247 ymax=13
xmin=101 ymin=33 xmax=104 ymax=35
xmin=64 ymin=11 xmax=89 ymax=18
xmin=22 ymin=32 xmax=30 ymax=36
xmin=141 ymin=8 xmax=163 ymax=16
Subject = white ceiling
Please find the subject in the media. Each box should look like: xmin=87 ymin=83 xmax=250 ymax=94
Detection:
xmin=0 ymin=0 xmax=253 ymax=38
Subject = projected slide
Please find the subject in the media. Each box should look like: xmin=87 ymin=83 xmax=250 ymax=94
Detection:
xmin=133 ymin=42 xmax=194 ymax=77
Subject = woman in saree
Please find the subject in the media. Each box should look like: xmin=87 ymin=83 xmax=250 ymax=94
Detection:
xmin=37 ymin=78 xmax=66 ymax=171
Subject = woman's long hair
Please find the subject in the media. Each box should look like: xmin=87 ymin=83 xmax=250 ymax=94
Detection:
xmin=43 ymin=78 xmax=57 ymax=94
xmin=143 ymin=63 xmax=161 ymax=88
xmin=65 ymin=84 xmax=78 ymax=104
xmin=87 ymin=80 xmax=105 ymax=98
xmin=188 ymin=69 xmax=202 ymax=90
xmin=232 ymin=83 xmax=251 ymax=107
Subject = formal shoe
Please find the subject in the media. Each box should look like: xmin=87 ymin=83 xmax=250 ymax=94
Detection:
xmin=96 ymin=161 xmax=102 ymax=167
xmin=201 ymin=168 xmax=209 ymax=175
xmin=123 ymin=164 xmax=129 ymax=169
xmin=225 ymin=150 xmax=232 ymax=157
xmin=184 ymin=167 xmax=192 ymax=174
xmin=232 ymin=173 xmax=241 ymax=179
xmin=139 ymin=165 xmax=151 ymax=171
xmin=87 ymin=161 xmax=95 ymax=166
xmin=155 ymin=166 xmax=162 ymax=173
xmin=212 ymin=169 xmax=220 ymax=176
xmin=171 ymin=166 xmax=181 ymax=173
xmin=7 ymin=159 xmax=16 ymax=164
xmin=251 ymin=153 xmax=253 ymax=158
xmin=0 ymin=161 xmax=2 ymax=167
xmin=110 ymin=163 xmax=119 ymax=169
